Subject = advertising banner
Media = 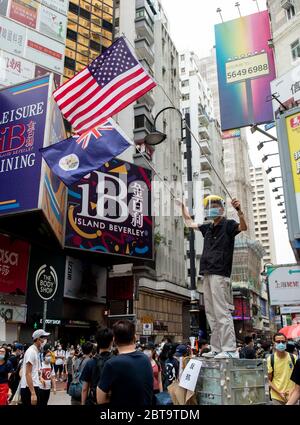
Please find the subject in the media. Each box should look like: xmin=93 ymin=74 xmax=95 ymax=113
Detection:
xmin=25 ymin=28 xmax=65 ymax=74
xmin=0 ymin=16 xmax=26 ymax=56
xmin=215 ymin=11 xmax=276 ymax=131
xmin=221 ymin=128 xmax=241 ymax=139
xmin=9 ymin=0 xmax=39 ymax=29
xmin=38 ymin=5 xmax=67 ymax=44
xmin=0 ymin=304 xmax=27 ymax=323
xmin=35 ymin=65 xmax=61 ymax=89
xmin=268 ymin=265 xmax=300 ymax=305
xmin=0 ymin=49 xmax=35 ymax=87
xmin=65 ymin=159 xmax=153 ymax=260
xmin=0 ymin=233 xmax=30 ymax=295
xmin=41 ymin=0 xmax=69 ymax=16
xmin=286 ymin=111 xmax=300 ymax=228
xmin=0 ymin=75 xmax=50 ymax=215
xmin=271 ymin=65 xmax=300 ymax=118
xmin=64 ymin=256 xmax=107 ymax=304
xmin=26 ymin=245 xmax=65 ymax=321
xmin=0 ymin=0 xmax=8 ymax=16
xmin=41 ymin=101 xmax=67 ymax=245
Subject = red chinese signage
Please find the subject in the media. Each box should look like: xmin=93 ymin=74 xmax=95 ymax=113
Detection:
xmin=9 ymin=0 xmax=38 ymax=29
xmin=233 ymin=297 xmax=251 ymax=320
xmin=0 ymin=233 xmax=30 ymax=294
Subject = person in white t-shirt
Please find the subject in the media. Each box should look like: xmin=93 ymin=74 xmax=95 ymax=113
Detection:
xmin=39 ymin=349 xmax=56 ymax=406
xmin=20 ymin=329 xmax=50 ymax=406
xmin=54 ymin=345 xmax=66 ymax=382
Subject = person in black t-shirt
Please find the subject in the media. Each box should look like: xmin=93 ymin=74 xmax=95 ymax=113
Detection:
xmin=97 ymin=320 xmax=153 ymax=406
xmin=178 ymin=195 xmax=247 ymax=360
xmin=239 ymin=336 xmax=256 ymax=359
xmin=287 ymin=358 xmax=300 ymax=405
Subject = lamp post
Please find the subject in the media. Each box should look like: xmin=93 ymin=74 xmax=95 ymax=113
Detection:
xmin=262 ymin=153 xmax=279 ymax=163
xmin=235 ymin=2 xmax=242 ymax=17
xmin=216 ymin=7 xmax=224 ymax=22
xmin=266 ymin=165 xmax=281 ymax=174
xmin=144 ymin=108 xmax=199 ymax=337
xmin=257 ymin=140 xmax=277 ymax=151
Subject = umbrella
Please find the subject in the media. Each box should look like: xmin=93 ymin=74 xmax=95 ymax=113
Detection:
xmin=279 ymin=324 xmax=300 ymax=339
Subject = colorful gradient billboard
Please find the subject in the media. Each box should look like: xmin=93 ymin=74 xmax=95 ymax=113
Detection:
xmin=215 ymin=11 xmax=276 ymax=131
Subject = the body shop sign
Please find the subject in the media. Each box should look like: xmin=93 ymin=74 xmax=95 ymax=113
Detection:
xmin=65 ymin=159 xmax=153 ymax=260
xmin=0 ymin=233 xmax=30 ymax=295
xmin=0 ymin=75 xmax=50 ymax=214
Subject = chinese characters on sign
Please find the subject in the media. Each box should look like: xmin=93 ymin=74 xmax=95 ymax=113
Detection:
xmin=179 ymin=359 xmax=202 ymax=392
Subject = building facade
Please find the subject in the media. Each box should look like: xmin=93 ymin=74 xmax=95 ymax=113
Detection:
xmin=250 ymin=166 xmax=277 ymax=265
xmin=113 ymin=0 xmax=188 ymax=342
xmin=267 ymin=0 xmax=300 ymax=77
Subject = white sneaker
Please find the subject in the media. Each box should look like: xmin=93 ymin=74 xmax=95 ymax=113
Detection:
xmin=214 ymin=351 xmax=239 ymax=359
xmin=201 ymin=351 xmax=219 ymax=358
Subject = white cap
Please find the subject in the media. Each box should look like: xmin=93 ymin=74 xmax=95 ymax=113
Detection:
xmin=32 ymin=329 xmax=50 ymax=340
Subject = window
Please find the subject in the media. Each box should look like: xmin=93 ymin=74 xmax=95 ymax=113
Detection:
xmin=65 ymin=56 xmax=76 ymax=70
xmin=182 ymin=107 xmax=190 ymax=115
xmin=182 ymin=93 xmax=190 ymax=101
xmin=287 ymin=5 xmax=296 ymax=20
xmin=67 ymin=28 xmax=77 ymax=42
xmin=181 ymin=80 xmax=189 ymax=87
xmin=181 ymin=67 xmax=186 ymax=74
xmin=180 ymin=54 xmax=185 ymax=61
xmin=291 ymin=40 xmax=300 ymax=61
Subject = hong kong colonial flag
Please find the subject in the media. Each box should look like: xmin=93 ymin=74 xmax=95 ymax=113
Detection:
xmin=53 ymin=36 xmax=156 ymax=134
xmin=40 ymin=120 xmax=133 ymax=186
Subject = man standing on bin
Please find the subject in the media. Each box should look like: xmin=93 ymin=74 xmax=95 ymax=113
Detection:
xmin=179 ymin=195 xmax=247 ymax=359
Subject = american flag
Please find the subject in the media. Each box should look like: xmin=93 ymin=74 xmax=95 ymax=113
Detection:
xmin=53 ymin=36 xmax=156 ymax=134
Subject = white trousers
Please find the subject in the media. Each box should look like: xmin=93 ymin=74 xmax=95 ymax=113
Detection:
xmin=203 ymin=274 xmax=237 ymax=353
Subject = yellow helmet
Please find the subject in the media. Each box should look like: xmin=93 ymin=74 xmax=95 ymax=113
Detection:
xmin=203 ymin=195 xmax=226 ymax=208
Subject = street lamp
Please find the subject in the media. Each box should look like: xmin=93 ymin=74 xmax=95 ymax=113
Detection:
xmin=266 ymin=165 xmax=281 ymax=174
xmin=278 ymin=202 xmax=284 ymax=207
xmin=251 ymin=124 xmax=278 ymax=142
xmin=262 ymin=153 xmax=279 ymax=163
xmin=269 ymin=176 xmax=282 ymax=183
xmin=216 ymin=7 xmax=224 ymax=22
xmin=257 ymin=140 xmax=275 ymax=151
xmin=272 ymin=186 xmax=283 ymax=193
xmin=253 ymin=0 xmax=260 ymax=12
xmin=235 ymin=2 xmax=242 ymax=16
xmin=275 ymin=194 xmax=284 ymax=200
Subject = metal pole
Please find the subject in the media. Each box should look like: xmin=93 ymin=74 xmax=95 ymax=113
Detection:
xmin=42 ymin=300 xmax=47 ymax=331
xmin=251 ymin=124 xmax=278 ymax=141
xmin=185 ymin=112 xmax=199 ymax=337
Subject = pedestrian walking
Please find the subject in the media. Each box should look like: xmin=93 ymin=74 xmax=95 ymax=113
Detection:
xmin=267 ymin=332 xmax=297 ymax=405
xmin=20 ymin=329 xmax=50 ymax=406
xmin=81 ymin=328 xmax=114 ymax=405
xmin=159 ymin=343 xmax=179 ymax=391
xmin=143 ymin=342 xmax=163 ymax=397
xmin=54 ymin=344 xmax=65 ymax=382
xmin=0 ymin=346 xmax=13 ymax=405
xmin=179 ymin=195 xmax=247 ymax=359
xmin=39 ymin=349 xmax=56 ymax=406
xmin=69 ymin=342 xmax=93 ymax=405
xmin=66 ymin=348 xmax=75 ymax=393
xmin=97 ymin=320 xmax=153 ymax=406
xmin=8 ymin=343 xmax=24 ymax=400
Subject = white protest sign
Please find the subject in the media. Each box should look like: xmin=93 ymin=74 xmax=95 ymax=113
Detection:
xmin=179 ymin=359 xmax=202 ymax=392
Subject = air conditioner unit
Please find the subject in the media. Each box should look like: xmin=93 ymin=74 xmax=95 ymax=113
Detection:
xmin=281 ymin=0 xmax=294 ymax=10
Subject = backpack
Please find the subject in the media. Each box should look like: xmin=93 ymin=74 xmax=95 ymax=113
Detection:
xmin=269 ymin=352 xmax=296 ymax=380
xmin=163 ymin=358 xmax=178 ymax=390
xmin=86 ymin=352 xmax=113 ymax=405
xmin=68 ymin=358 xmax=84 ymax=401
xmin=8 ymin=358 xmax=22 ymax=391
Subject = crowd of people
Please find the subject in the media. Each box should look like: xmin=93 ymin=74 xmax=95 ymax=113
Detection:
xmin=0 ymin=323 xmax=300 ymax=406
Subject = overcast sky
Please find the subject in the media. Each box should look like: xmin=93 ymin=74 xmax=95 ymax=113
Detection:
xmin=161 ymin=0 xmax=296 ymax=265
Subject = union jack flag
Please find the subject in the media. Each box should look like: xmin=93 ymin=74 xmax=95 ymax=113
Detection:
xmin=74 ymin=124 xmax=113 ymax=149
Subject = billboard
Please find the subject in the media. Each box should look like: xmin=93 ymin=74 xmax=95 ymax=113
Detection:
xmin=9 ymin=0 xmax=39 ymax=29
xmin=26 ymin=29 xmax=65 ymax=74
xmin=64 ymin=256 xmax=107 ymax=304
xmin=0 ymin=233 xmax=30 ymax=294
xmin=0 ymin=50 xmax=35 ymax=87
xmin=221 ymin=128 xmax=241 ymax=139
xmin=267 ymin=265 xmax=300 ymax=306
xmin=270 ymin=65 xmax=300 ymax=118
xmin=0 ymin=75 xmax=50 ymax=215
xmin=0 ymin=15 xmax=26 ymax=56
xmin=215 ymin=11 xmax=276 ymax=131
xmin=40 ymin=102 xmax=67 ymax=244
xmin=65 ymin=159 xmax=153 ymax=260
xmin=38 ymin=5 xmax=67 ymax=43
xmin=41 ymin=0 xmax=69 ymax=16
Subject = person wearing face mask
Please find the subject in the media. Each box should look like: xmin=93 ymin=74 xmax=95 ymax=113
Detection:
xmin=178 ymin=195 xmax=247 ymax=359
xmin=143 ymin=343 xmax=163 ymax=398
xmin=20 ymin=329 xmax=50 ymax=406
xmin=0 ymin=346 xmax=13 ymax=405
xmin=54 ymin=344 xmax=66 ymax=382
xmin=39 ymin=349 xmax=56 ymax=406
xmin=267 ymin=333 xmax=297 ymax=405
